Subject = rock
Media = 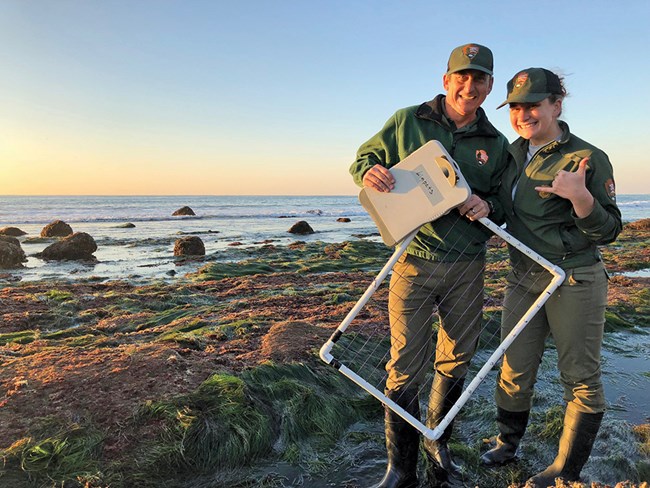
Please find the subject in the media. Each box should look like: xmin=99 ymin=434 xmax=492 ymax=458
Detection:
xmin=40 ymin=220 xmax=73 ymax=238
xmin=37 ymin=232 xmax=97 ymax=260
xmin=0 ymin=227 xmax=27 ymax=236
xmin=172 ymin=206 xmax=195 ymax=216
xmin=115 ymin=223 xmax=136 ymax=228
xmin=0 ymin=240 xmax=27 ymax=269
xmin=173 ymin=236 xmax=205 ymax=256
xmin=337 ymin=217 xmax=351 ymax=223
xmin=260 ymin=321 xmax=331 ymax=362
xmin=0 ymin=236 xmax=22 ymax=248
xmin=625 ymin=218 xmax=650 ymax=231
xmin=288 ymin=221 xmax=314 ymax=235
xmin=288 ymin=241 xmax=306 ymax=250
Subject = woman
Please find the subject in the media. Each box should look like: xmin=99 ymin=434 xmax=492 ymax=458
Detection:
xmin=480 ymin=68 xmax=622 ymax=486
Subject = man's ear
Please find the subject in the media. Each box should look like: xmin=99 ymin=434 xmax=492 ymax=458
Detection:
xmin=442 ymin=74 xmax=450 ymax=91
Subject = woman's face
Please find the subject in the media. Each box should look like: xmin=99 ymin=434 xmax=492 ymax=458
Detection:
xmin=509 ymin=97 xmax=562 ymax=145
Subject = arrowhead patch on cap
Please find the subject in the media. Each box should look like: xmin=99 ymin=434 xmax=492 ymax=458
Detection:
xmin=514 ymin=72 xmax=528 ymax=89
xmin=463 ymin=45 xmax=479 ymax=59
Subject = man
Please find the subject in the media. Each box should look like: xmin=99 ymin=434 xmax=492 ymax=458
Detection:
xmin=349 ymin=43 xmax=509 ymax=487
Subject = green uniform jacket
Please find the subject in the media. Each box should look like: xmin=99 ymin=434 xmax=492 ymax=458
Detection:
xmin=501 ymin=121 xmax=622 ymax=270
xmin=349 ymin=94 xmax=510 ymax=262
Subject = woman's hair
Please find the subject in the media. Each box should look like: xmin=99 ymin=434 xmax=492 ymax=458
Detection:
xmin=548 ymin=72 xmax=568 ymax=117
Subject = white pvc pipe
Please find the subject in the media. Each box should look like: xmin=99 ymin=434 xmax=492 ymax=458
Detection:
xmin=320 ymin=218 xmax=566 ymax=441
xmin=319 ymin=229 xmax=418 ymax=364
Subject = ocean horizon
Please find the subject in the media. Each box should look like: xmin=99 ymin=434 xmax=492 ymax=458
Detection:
xmin=1 ymin=193 xmax=647 ymax=223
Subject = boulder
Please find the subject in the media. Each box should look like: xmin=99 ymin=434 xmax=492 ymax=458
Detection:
xmin=172 ymin=206 xmax=196 ymax=216
xmin=288 ymin=221 xmax=314 ymax=235
xmin=0 ymin=236 xmax=21 ymax=247
xmin=37 ymin=232 xmax=97 ymax=260
xmin=337 ymin=217 xmax=351 ymax=223
xmin=0 ymin=240 xmax=27 ymax=269
xmin=115 ymin=223 xmax=136 ymax=228
xmin=41 ymin=220 xmax=73 ymax=238
xmin=173 ymin=236 xmax=205 ymax=256
xmin=0 ymin=226 xmax=27 ymax=236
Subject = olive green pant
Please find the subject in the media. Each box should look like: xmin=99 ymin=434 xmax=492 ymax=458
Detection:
xmin=495 ymin=261 xmax=608 ymax=414
xmin=386 ymin=253 xmax=485 ymax=391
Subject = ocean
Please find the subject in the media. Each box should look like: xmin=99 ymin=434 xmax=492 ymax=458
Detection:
xmin=1 ymin=194 xmax=648 ymax=283
xmin=0 ymin=195 xmax=377 ymax=282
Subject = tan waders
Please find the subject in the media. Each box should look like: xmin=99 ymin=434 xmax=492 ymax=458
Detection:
xmin=480 ymin=407 xmax=530 ymax=466
xmin=526 ymin=404 xmax=603 ymax=487
xmin=371 ymin=389 xmax=420 ymax=488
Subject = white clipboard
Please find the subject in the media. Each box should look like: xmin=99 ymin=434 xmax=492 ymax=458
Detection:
xmin=359 ymin=140 xmax=471 ymax=246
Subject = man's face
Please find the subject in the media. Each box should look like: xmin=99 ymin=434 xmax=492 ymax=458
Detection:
xmin=443 ymin=70 xmax=493 ymax=118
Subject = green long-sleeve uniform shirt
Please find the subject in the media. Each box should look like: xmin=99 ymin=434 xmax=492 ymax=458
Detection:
xmin=350 ymin=94 xmax=510 ymax=262
xmin=500 ymin=121 xmax=622 ymax=270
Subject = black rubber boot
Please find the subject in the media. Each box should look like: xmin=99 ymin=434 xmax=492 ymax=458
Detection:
xmin=423 ymin=375 xmax=465 ymax=485
xmin=370 ymin=388 xmax=420 ymax=488
xmin=480 ymin=407 xmax=530 ymax=466
xmin=526 ymin=405 xmax=603 ymax=487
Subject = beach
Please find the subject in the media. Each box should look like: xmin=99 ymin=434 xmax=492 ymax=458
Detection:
xmin=0 ymin=195 xmax=648 ymax=487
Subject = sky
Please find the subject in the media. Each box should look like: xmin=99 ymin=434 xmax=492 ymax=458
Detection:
xmin=0 ymin=0 xmax=648 ymax=196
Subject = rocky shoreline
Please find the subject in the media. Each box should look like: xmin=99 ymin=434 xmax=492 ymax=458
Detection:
xmin=0 ymin=221 xmax=648 ymax=487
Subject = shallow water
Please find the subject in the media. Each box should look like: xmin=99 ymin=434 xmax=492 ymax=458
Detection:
xmin=7 ymin=217 xmax=381 ymax=283
xmin=602 ymin=331 xmax=650 ymax=424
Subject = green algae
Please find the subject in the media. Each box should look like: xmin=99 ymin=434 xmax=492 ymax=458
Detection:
xmin=42 ymin=325 xmax=92 ymax=340
xmin=605 ymin=310 xmax=639 ymax=331
xmin=136 ymin=374 xmax=274 ymax=473
xmin=528 ymin=405 xmax=565 ymax=440
xmin=158 ymin=320 xmax=213 ymax=346
xmin=136 ymin=307 xmax=196 ymax=331
xmin=43 ymin=289 xmax=74 ymax=302
xmin=1 ymin=422 xmax=104 ymax=487
xmin=0 ymin=329 xmax=38 ymax=345
xmin=217 ymin=319 xmax=264 ymax=340
xmin=242 ymin=362 xmax=366 ymax=444
xmin=191 ymin=240 xmax=392 ymax=281
xmin=117 ymin=362 xmax=369 ymax=486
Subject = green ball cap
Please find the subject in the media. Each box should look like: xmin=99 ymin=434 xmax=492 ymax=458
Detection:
xmin=446 ymin=43 xmax=493 ymax=76
xmin=497 ymin=67 xmax=563 ymax=109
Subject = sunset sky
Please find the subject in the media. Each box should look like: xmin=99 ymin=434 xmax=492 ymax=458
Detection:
xmin=1 ymin=0 xmax=648 ymax=196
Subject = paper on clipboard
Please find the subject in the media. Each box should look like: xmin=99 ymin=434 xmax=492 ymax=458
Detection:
xmin=359 ymin=140 xmax=471 ymax=246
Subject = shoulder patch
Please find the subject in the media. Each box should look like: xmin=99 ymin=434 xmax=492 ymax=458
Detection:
xmin=476 ymin=149 xmax=489 ymax=166
xmin=604 ymin=178 xmax=616 ymax=200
